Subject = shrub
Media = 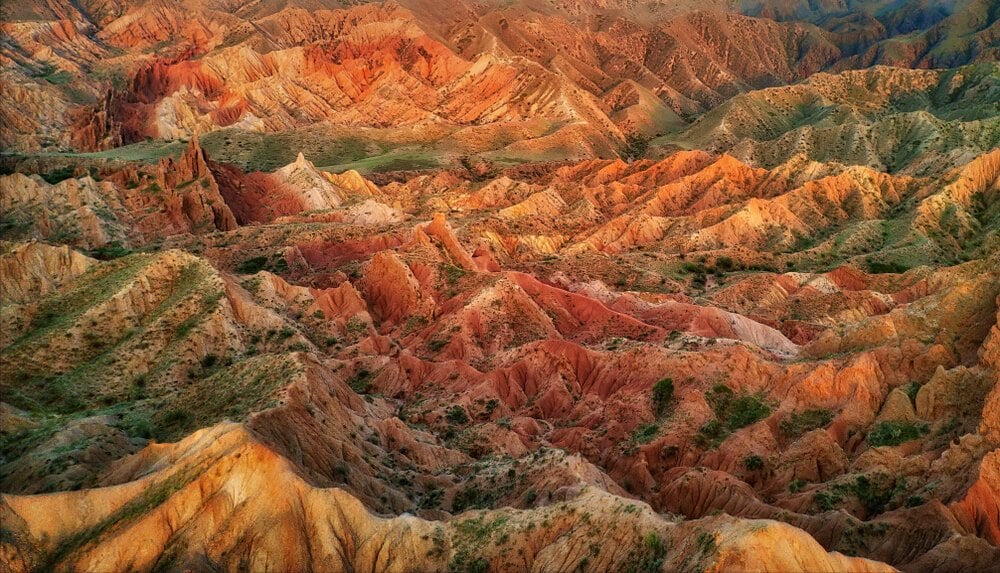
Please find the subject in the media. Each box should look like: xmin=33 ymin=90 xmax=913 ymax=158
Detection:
xmin=867 ymin=260 xmax=909 ymax=274
xmin=622 ymin=134 xmax=649 ymax=162
xmin=451 ymin=485 xmax=497 ymax=512
xmin=695 ymin=419 xmax=727 ymax=449
xmin=814 ymin=490 xmax=843 ymax=511
xmin=681 ymin=262 xmax=705 ymax=274
xmin=707 ymin=384 xmax=770 ymax=430
xmin=696 ymin=531 xmax=716 ymax=554
xmin=652 ymin=378 xmax=674 ymax=415
xmin=428 ymin=337 xmax=450 ymax=352
xmin=779 ymin=408 xmax=834 ymax=438
xmin=39 ymin=166 xmax=76 ymax=184
xmin=161 ymin=408 xmax=194 ymax=435
xmin=705 ymin=383 xmax=734 ymax=410
xmin=728 ymin=395 xmax=771 ymax=429
xmin=88 ymin=242 xmax=132 ymax=260
xmin=236 ymin=256 xmax=269 ymax=274
xmin=849 ymin=474 xmax=896 ymax=515
xmin=743 ymin=454 xmax=765 ymax=471
xmin=129 ymin=383 xmax=147 ymax=400
xmin=237 ymin=254 xmax=287 ymax=275
xmin=623 ymin=531 xmax=667 ymax=573
xmin=867 ymin=421 xmax=929 ymax=447
xmin=200 ymin=354 xmax=218 ymax=368
xmin=419 ymin=488 xmax=443 ymax=509
xmin=348 ymin=368 xmax=371 ymax=393
xmin=633 ymin=423 xmax=660 ymax=444
xmin=333 ymin=464 xmax=350 ymax=481
xmin=633 ymin=532 xmax=667 ymax=572
xmin=131 ymin=416 xmax=153 ymax=439
xmin=446 ymin=406 xmax=469 ymax=425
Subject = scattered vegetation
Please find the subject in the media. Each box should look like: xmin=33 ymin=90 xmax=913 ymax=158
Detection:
xmin=439 ymin=263 xmax=468 ymax=286
xmin=695 ymin=531 xmax=716 ymax=556
xmin=696 ymin=384 xmax=771 ymax=448
xmin=43 ymin=470 xmax=193 ymax=569
xmin=652 ymin=378 xmax=674 ymax=416
xmin=812 ymin=472 xmax=907 ymax=516
xmin=236 ymin=254 xmax=288 ymax=274
xmin=428 ymin=337 xmax=451 ymax=352
xmin=624 ymin=531 xmax=668 ymax=573
xmin=847 ymin=473 xmax=900 ymax=515
xmin=38 ymin=166 xmax=78 ymax=184
xmin=632 ymin=423 xmax=660 ymax=444
xmin=446 ymin=406 xmax=470 ymax=425
xmin=743 ymin=454 xmax=765 ymax=471
xmin=622 ymin=134 xmax=650 ymax=162
xmin=348 ymin=368 xmax=372 ymax=393
xmin=87 ymin=242 xmax=133 ymax=260
xmin=813 ymin=489 xmax=842 ymax=511
xmin=779 ymin=408 xmax=834 ymax=438
xmin=33 ymin=62 xmax=73 ymax=85
xmin=866 ymin=259 xmax=909 ymax=274
xmin=867 ymin=420 xmax=929 ymax=447
xmin=448 ymin=515 xmax=509 ymax=572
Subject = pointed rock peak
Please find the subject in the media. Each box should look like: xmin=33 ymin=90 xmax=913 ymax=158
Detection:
xmin=178 ymin=131 xmax=210 ymax=177
xmin=183 ymin=131 xmax=207 ymax=161
xmin=276 ymin=152 xmax=323 ymax=179
xmin=425 ymin=213 xmax=478 ymax=271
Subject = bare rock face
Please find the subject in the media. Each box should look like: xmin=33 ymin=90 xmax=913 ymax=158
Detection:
xmin=0 ymin=242 xmax=95 ymax=304
xmin=157 ymin=135 xmax=238 ymax=233
xmin=0 ymin=137 xmax=237 ymax=248
xmin=361 ymin=251 xmax=436 ymax=326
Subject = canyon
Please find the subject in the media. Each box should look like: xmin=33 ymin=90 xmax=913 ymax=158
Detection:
xmin=1 ymin=1 xmax=998 ymax=572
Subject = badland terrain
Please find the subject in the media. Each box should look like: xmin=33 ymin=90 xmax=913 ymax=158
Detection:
xmin=1 ymin=1 xmax=999 ymax=571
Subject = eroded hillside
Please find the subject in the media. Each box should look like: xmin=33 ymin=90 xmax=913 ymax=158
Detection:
xmin=1 ymin=1 xmax=998 ymax=572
